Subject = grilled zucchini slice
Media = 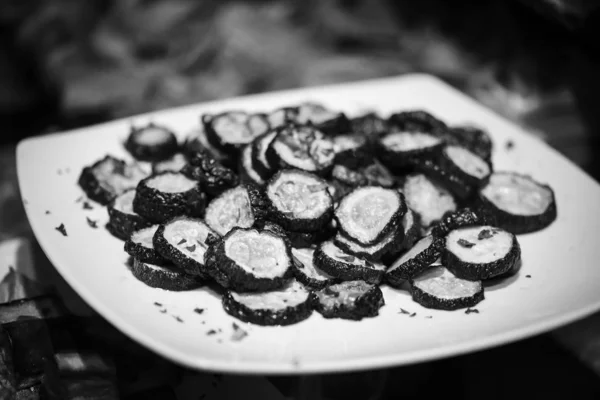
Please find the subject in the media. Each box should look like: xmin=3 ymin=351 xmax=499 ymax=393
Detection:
xmin=386 ymin=235 xmax=443 ymax=287
xmin=314 ymin=241 xmax=386 ymax=284
xmin=295 ymin=102 xmax=350 ymax=136
xmin=266 ymin=169 xmax=333 ymax=233
xmin=266 ymin=125 xmax=335 ymax=175
xmin=223 ymin=280 xmax=313 ymax=326
xmin=335 ymin=186 xmax=406 ymax=246
xmin=430 ymin=207 xmax=486 ymax=237
xmin=78 ymin=155 xmax=149 ymax=205
xmin=183 ymin=148 xmax=239 ymax=197
xmin=124 ymin=224 xmax=165 ymax=264
xmin=349 ymin=112 xmax=388 ymax=139
xmin=124 ymin=123 xmax=179 ymax=162
xmin=410 ymin=265 xmax=484 ymax=310
xmin=131 ymin=258 xmax=203 ymax=291
xmin=387 ymin=110 xmax=447 ymax=133
xmin=478 ymin=172 xmax=557 ymax=234
xmin=239 ymin=144 xmax=266 ymax=186
xmin=314 ymin=280 xmax=384 ymax=320
xmin=203 ymin=111 xmax=270 ymax=153
xmin=442 ymin=226 xmax=521 ymax=281
xmin=107 ymin=189 xmax=151 ymax=240
xmin=291 ymin=248 xmax=336 ymax=290
xmin=378 ymin=131 xmax=444 ymax=172
xmin=153 ymin=217 xmax=217 ymax=277
xmin=204 ymin=228 xmax=293 ymax=292
xmin=133 ymin=172 xmax=205 ymax=223
xmin=437 ymin=145 xmax=492 ymax=190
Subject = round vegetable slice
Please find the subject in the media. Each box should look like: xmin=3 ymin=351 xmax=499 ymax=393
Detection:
xmin=153 ymin=217 xmax=217 ymax=277
xmin=410 ymin=265 xmax=484 ymax=310
xmin=205 ymin=184 xmax=267 ymax=236
xmin=131 ymin=258 xmax=203 ymax=291
xmin=442 ymin=225 xmax=521 ymax=281
xmin=125 ymin=123 xmax=179 ymax=162
xmin=183 ymin=127 xmax=231 ymax=166
xmin=107 ymin=189 xmax=151 ymax=240
xmin=124 ymin=224 xmax=165 ymax=264
xmin=400 ymin=173 xmax=457 ymax=230
xmin=266 ymin=169 xmax=333 ymax=233
xmin=133 ymin=172 xmax=205 ymax=223
xmin=478 ymin=172 xmax=557 ymax=234
xmin=335 ymin=186 xmax=406 ymax=246
xmin=386 ymin=235 xmax=443 ymax=287
xmin=291 ymin=248 xmax=336 ymax=290
xmin=222 ymin=280 xmax=313 ymax=326
xmin=314 ymin=280 xmax=384 ymax=320
xmin=203 ymin=111 xmax=270 ymax=153
xmin=314 ymin=241 xmax=386 ymax=284
xmin=266 ymin=125 xmax=335 ymax=175
xmin=79 ymin=155 xmax=149 ymax=205
xmin=204 ymin=228 xmax=293 ymax=292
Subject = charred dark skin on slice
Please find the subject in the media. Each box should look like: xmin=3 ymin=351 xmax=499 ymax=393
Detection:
xmin=183 ymin=148 xmax=239 ymax=197
xmin=410 ymin=281 xmax=484 ymax=311
xmin=131 ymin=258 xmax=203 ymax=291
xmin=124 ymin=227 xmax=165 ymax=265
xmin=222 ymin=290 xmax=314 ymax=326
xmin=386 ymin=236 xmax=444 ymax=288
xmin=476 ymin=173 xmax=558 ymax=234
xmin=107 ymin=191 xmax=151 ymax=240
xmin=152 ymin=223 xmax=211 ymax=278
xmin=203 ymin=228 xmax=294 ymax=292
xmin=415 ymin=156 xmax=479 ymax=200
xmin=265 ymin=169 xmax=334 ymax=233
xmin=133 ymin=172 xmax=205 ymax=224
xmin=124 ymin=123 xmax=179 ymax=162
xmin=431 ymin=208 xmax=487 ymax=237
xmin=314 ymin=282 xmax=385 ymax=320
xmin=387 ymin=110 xmax=448 ymax=133
xmin=446 ymin=125 xmax=493 ymax=161
xmin=442 ymin=231 xmax=522 ymax=281
xmin=78 ymin=155 xmax=144 ymax=205
xmin=314 ymin=242 xmax=384 ymax=284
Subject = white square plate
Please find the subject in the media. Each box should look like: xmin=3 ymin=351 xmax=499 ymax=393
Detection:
xmin=17 ymin=74 xmax=600 ymax=374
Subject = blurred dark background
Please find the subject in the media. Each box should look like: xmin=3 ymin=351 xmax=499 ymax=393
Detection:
xmin=1 ymin=0 xmax=600 ymax=180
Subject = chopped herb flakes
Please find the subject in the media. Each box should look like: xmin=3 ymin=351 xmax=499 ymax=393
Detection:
xmin=177 ymin=238 xmax=187 ymax=245
xmin=398 ymin=308 xmax=410 ymax=315
xmin=194 ymin=308 xmax=205 ymax=314
xmin=174 ymin=316 xmax=184 ymax=323
xmin=56 ymin=224 xmax=67 ymax=236
xmin=505 ymin=140 xmax=514 ymax=150
xmin=45 ymin=210 xmax=51 ymax=215
xmin=526 ymin=275 xmax=531 ymax=278
xmin=231 ymin=323 xmax=248 ymax=341
xmin=465 ymin=308 xmax=479 ymax=314
xmin=83 ymin=201 xmax=93 ymax=210
xmin=478 ymin=229 xmax=493 ymax=240
xmin=86 ymin=217 xmax=98 ymax=228
xmin=207 ymin=330 xmax=217 ymax=336
xmin=457 ymin=238 xmax=475 ymax=248
xmin=409 ymin=312 xmax=417 ymax=317
xmin=154 ymin=302 xmax=163 ymax=307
